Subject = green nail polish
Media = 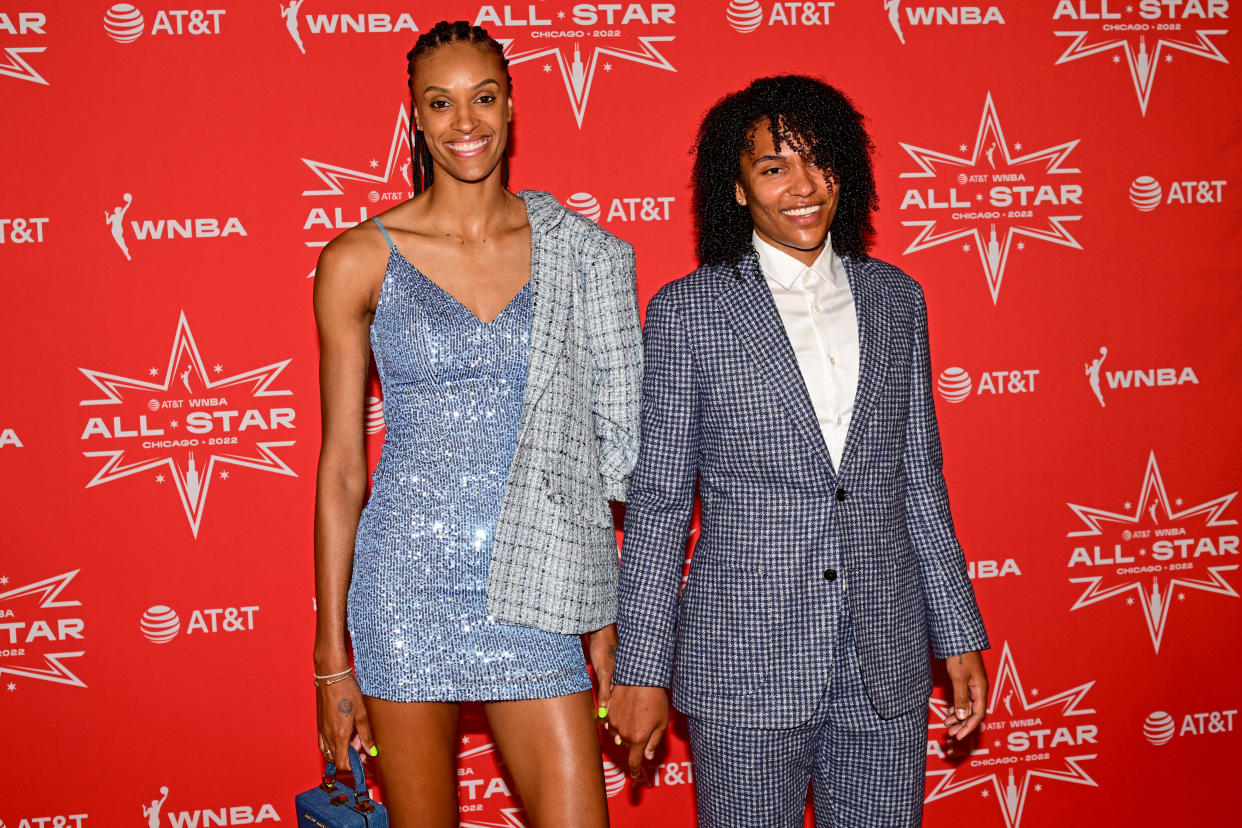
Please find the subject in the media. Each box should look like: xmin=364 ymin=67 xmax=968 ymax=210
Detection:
xmin=369 ymin=746 xmax=378 ymax=757
xmin=598 ymin=706 xmax=608 ymax=719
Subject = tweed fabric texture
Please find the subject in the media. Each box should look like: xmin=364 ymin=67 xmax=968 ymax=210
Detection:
xmin=686 ymin=628 xmax=927 ymax=827
xmin=614 ymin=249 xmax=988 ymax=725
xmin=486 ymin=191 xmax=644 ymax=635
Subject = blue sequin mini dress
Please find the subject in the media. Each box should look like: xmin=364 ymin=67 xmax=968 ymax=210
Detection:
xmin=347 ymin=215 xmax=591 ymax=703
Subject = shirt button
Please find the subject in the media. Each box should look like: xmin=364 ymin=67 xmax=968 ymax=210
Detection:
xmin=823 ymin=568 xmax=838 ymax=581
xmin=836 ymin=487 xmax=847 ymax=502
xmin=830 ymin=356 xmax=837 ymax=365
xmin=804 ymin=271 xmax=814 ymax=284
xmin=813 ymin=304 xmax=822 ymax=313
xmin=836 ymin=417 xmax=843 ymax=425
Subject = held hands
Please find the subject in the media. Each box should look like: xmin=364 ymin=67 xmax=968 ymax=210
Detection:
xmin=587 ymin=624 xmax=618 ymax=714
xmin=943 ymin=650 xmax=989 ymax=740
xmin=315 ymin=668 xmax=377 ymax=767
xmin=606 ymin=685 xmax=670 ymax=781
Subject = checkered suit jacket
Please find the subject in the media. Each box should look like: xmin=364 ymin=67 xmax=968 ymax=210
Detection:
xmin=613 ymin=250 xmax=988 ymax=725
xmin=486 ymin=191 xmax=643 ymax=634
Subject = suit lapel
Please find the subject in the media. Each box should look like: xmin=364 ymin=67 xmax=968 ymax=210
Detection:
xmin=715 ymin=251 xmax=836 ymax=478
xmin=838 ymin=255 xmax=890 ymax=475
xmin=517 ymin=191 xmax=569 ymax=438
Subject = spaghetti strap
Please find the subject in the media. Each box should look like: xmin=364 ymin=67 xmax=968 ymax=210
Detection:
xmin=372 ymin=217 xmax=397 ymax=250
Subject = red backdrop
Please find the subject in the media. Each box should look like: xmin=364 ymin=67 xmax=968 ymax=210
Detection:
xmin=3 ymin=1 xmax=1240 ymax=826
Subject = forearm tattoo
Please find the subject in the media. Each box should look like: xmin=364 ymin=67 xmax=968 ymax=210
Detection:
xmin=337 ymin=698 xmax=353 ymax=717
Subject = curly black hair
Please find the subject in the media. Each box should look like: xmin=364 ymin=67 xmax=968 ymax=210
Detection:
xmin=691 ymin=75 xmax=878 ymax=266
xmin=406 ymin=21 xmax=511 ymax=194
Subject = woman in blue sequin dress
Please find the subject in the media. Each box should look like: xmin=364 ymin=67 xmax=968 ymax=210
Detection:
xmin=311 ymin=21 xmax=641 ymax=828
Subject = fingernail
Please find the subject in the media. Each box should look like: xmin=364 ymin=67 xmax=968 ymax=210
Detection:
xmin=957 ymin=709 xmax=968 ymax=719
xmin=369 ymin=746 xmax=378 ymax=757
xmin=614 ymin=734 xmax=622 ymax=746
xmin=598 ymin=706 xmax=608 ymax=719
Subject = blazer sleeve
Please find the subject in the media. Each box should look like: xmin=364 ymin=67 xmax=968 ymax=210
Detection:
xmin=904 ymin=285 xmax=990 ymax=660
xmin=582 ymin=234 xmax=644 ymax=502
xmin=613 ymin=285 xmax=700 ymax=688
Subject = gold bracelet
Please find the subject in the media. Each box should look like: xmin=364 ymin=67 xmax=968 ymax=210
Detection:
xmin=313 ymin=667 xmax=353 ymax=680
xmin=313 ymin=669 xmax=354 ymax=687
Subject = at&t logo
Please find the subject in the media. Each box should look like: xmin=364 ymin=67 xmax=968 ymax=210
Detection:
xmin=1051 ymin=1 xmax=1229 ymax=115
xmin=1083 ymin=345 xmax=1198 ymax=408
xmin=726 ymin=1 xmax=834 ymax=32
xmin=0 ymin=12 xmax=48 ymax=86
xmin=1143 ymin=708 xmax=1236 ymax=745
xmin=1065 ymin=452 xmax=1238 ymax=652
xmin=899 ymin=93 xmax=1083 ymax=304
xmin=281 ymin=2 xmax=419 ymax=55
xmin=1 ymin=815 xmax=88 ymax=828
xmin=566 ymin=191 xmax=677 ymax=223
xmin=0 ymin=217 xmax=47 ymax=244
xmin=936 ymin=366 xmax=1039 ymax=403
xmin=885 ymin=1 xmax=1005 ymax=45
xmin=140 ymin=604 xmax=259 ymax=643
xmin=926 ymin=642 xmax=1099 ymax=828
xmin=105 ymin=193 xmax=247 ymax=261
xmin=103 ymin=4 xmax=225 ymax=42
xmin=1128 ymin=175 xmax=1226 ymax=212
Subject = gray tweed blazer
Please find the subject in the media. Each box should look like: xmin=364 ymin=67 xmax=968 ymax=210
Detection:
xmin=486 ymin=190 xmax=643 ymax=634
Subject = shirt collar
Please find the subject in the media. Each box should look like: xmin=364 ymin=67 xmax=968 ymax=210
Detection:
xmin=751 ymin=230 xmax=840 ymax=291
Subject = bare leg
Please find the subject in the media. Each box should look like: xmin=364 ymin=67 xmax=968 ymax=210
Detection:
xmin=364 ymin=697 xmax=460 ymax=828
xmin=485 ymin=690 xmax=609 ymax=827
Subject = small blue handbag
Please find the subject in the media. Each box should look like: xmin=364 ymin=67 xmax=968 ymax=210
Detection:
xmin=295 ymin=747 xmax=388 ymax=828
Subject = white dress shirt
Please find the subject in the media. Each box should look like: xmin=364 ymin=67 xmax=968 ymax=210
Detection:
xmin=753 ymin=231 xmax=860 ymax=470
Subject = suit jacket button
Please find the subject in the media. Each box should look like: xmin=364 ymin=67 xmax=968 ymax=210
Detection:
xmin=835 ymin=487 xmax=847 ymax=502
xmin=823 ymin=568 xmax=837 ymax=581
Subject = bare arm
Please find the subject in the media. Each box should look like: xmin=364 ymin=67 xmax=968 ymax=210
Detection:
xmin=312 ymin=231 xmax=382 ymax=760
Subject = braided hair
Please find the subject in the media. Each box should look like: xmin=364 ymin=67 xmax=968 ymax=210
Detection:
xmin=406 ymin=21 xmax=512 ymax=194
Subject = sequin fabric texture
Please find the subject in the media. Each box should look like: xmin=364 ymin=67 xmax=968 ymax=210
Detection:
xmin=348 ymin=219 xmax=591 ymax=702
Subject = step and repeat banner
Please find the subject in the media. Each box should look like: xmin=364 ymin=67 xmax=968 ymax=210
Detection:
xmin=2 ymin=1 xmax=1240 ymax=826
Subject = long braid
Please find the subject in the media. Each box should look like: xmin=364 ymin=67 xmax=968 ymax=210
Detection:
xmin=406 ymin=21 xmax=512 ymax=195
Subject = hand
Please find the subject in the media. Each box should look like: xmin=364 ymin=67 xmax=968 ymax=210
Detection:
xmin=588 ymin=624 xmax=618 ymax=716
xmin=943 ymin=650 xmax=988 ymax=740
xmin=607 ymin=684 xmax=669 ymax=781
xmin=316 ymin=673 xmax=376 ymax=769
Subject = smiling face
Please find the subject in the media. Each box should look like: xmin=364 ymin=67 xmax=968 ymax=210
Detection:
xmin=735 ymin=118 xmax=839 ymax=266
xmin=411 ymin=41 xmax=512 ymax=186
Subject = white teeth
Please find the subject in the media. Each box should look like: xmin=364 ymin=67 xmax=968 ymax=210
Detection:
xmin=783 ymin=205 xmax=821 ymax=217
xmin=449 ymin=138 xmax=488 ymax=151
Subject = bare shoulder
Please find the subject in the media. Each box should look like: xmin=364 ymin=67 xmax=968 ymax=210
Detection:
xmin=313 ymin=219 xmax=391 ymax=314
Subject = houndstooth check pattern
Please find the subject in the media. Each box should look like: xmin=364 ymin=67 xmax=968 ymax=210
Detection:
xmin=614 ymin=250 xmax=988 ymax=725
xmin=687 ymin=626 xmax=928 ymax=827
xmin=485 ymin=190 xmax=643 ymax=635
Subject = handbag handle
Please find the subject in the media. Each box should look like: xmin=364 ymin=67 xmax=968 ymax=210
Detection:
xmin=324 ymin=747 xmax=374 ymax=808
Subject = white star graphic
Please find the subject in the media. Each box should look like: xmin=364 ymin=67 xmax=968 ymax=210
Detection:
xmin=1017 ymin=241 xmax=1025 ymax=250
xmin=498 ymin=37 xmax=675 ymax=127
xmin=927 ymin=643 xmax=1096 ymax=828
xmin=79 ymin=313 xmax=297 ymax=537
xmin=213 ymin=363 xmax=223 ymax=373
xmin=542 ymin=63 xmax=551 ymax=72
xmin=5 ymin=682 xmax=14 ymax=691
xmin=168 ymin=420 xmax=179 ymax=429
xmin=961 ymin=243 xmax=971 ymax=252
xmin=301 ymin=106 xmax=413 ymax=274
xmin=148 ymin=367 xmax=159 ymax=377
xmin=603 ymin=63 xmax=613 ymax=72
xmin=0 ymin=576 xmax=7 ymax=585
xmin=220 ymin=470 xmax=229 ymax=480
xmin=899 ymin=93 xmax=1082 ymax=303
xmin=1067 ymin=452 xmax=1239 ymax=652
xmin=0 ymin=572 xmax=86 ymax=688
xmin=156 ymin=474 xmax=165 ymax=483
xmin=369 ymin=159 xmax=378 ymax=168
xmin=1054 ymin=30 xmax=1227 ymax=115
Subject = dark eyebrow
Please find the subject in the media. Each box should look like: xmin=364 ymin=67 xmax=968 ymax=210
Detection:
xmin=423 ymin=79 xmax=500 ymax=94
xmin=752 ymin=154 xmax=784 ymax=163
